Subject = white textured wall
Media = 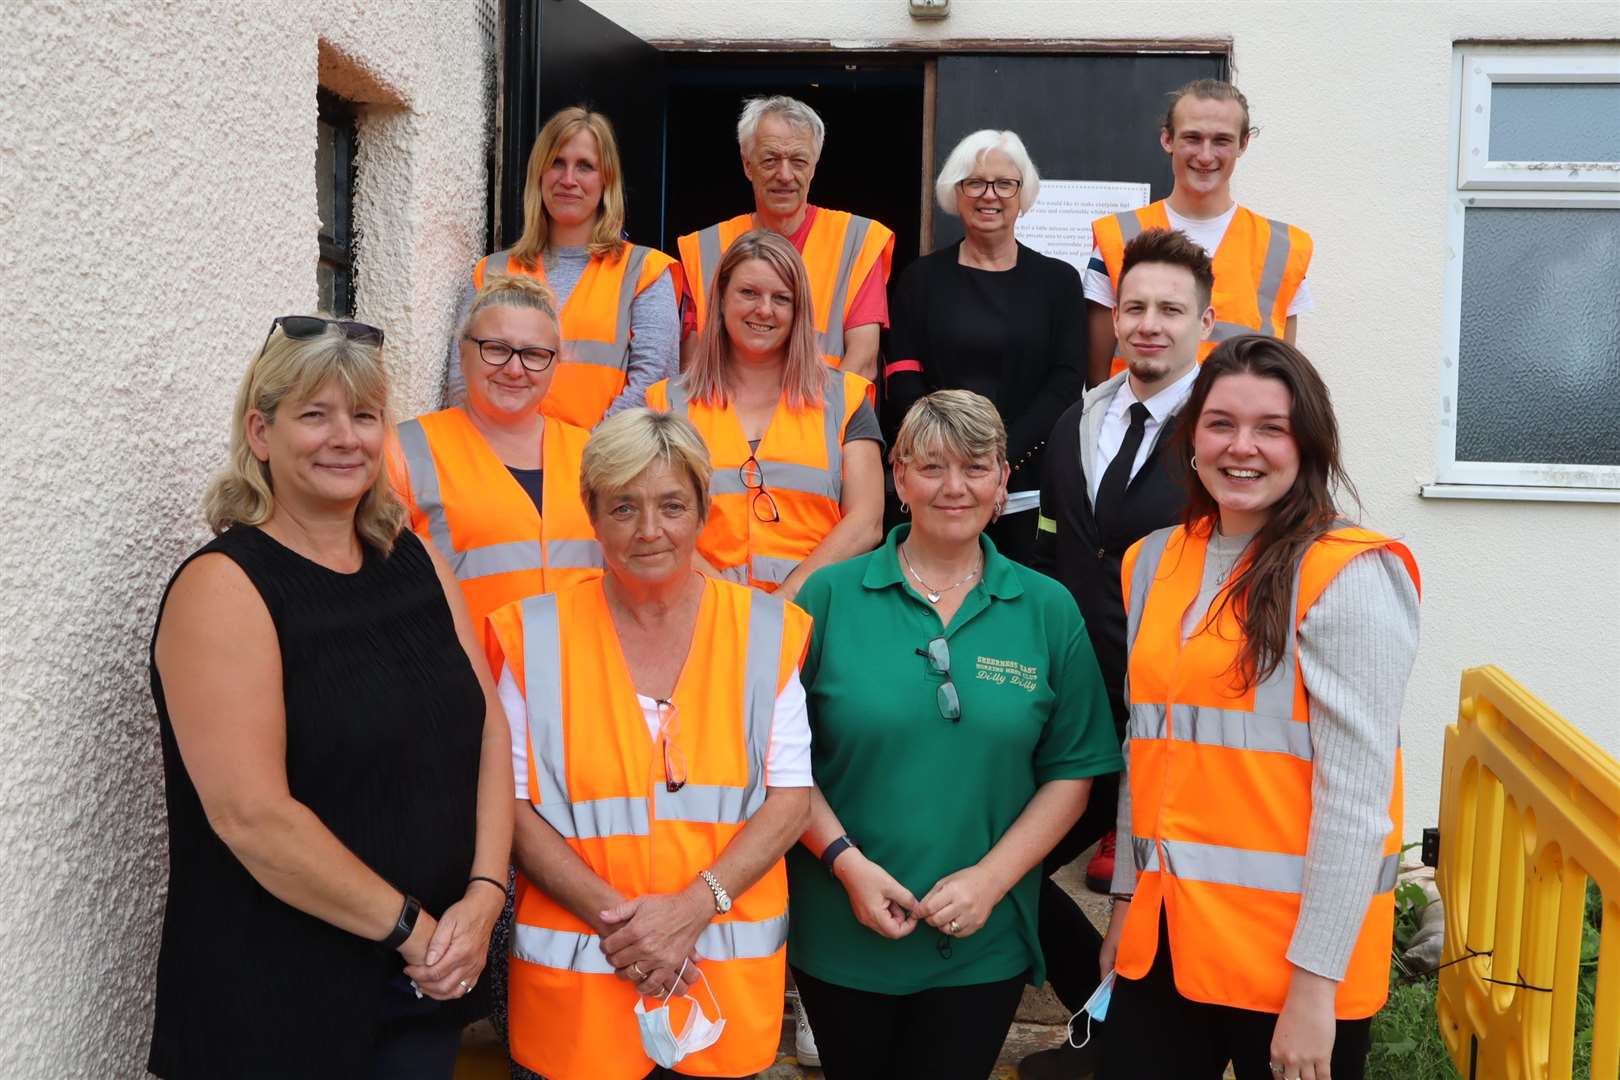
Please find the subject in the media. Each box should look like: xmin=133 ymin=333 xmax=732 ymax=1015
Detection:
xmin=0 ymin=2 xmax=489 ymax=1074
xmin=586 ymin=0 xmax=1620 ymax=828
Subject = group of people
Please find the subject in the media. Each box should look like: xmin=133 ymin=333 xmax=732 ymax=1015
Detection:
xmin=146 ymin=78 xmax=1420 ymax=1080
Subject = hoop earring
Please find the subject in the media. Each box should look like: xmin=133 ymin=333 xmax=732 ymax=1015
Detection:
xmin=899 ymin=502 xmax=910 ymax=515
xmin=991 ymin=498 xmax=1005 ymax=524
xmin=1190 ymin=455 xmax=1199 ymax=472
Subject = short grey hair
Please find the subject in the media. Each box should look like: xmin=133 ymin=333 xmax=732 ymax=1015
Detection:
xmin=892 ymin=389 xmax=1008 ymax=467
xmin=580 ymin=408 xmax=714 ymax=521
xmin=934 ymin=129 xmax=1041 ymax=216
xmin=737 ymin=95 xmax=826 ymax=160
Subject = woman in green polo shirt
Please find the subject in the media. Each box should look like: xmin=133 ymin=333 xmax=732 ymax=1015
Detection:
xmin=787 ymin=389 xmax=1122 ymax=1079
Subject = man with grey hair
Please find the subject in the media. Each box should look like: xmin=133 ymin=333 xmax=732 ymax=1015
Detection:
xmin=676 ymin=95 xmax=896 ymax=382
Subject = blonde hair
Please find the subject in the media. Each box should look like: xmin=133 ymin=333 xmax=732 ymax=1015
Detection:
xmin=580 ymin=408 xmax=713 ymax=522
xmin=892 ymin=389 xmax=1008 ymax=467
xmin=203 ymin=322 xmax=406 ymax=553
xmin=510 ymin=106 xmax=626 ymax=266
xmin=458 ymin=274 xmax=561 ymax=338
xmin=684 ymin=229 xmax=824 ymax=411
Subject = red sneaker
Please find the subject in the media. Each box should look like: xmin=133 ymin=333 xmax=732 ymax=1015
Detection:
xmin=1084 ymin=830 xmax=1116 ymax=894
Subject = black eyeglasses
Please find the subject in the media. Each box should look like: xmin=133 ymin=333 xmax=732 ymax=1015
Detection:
xmin=738 ymin=453 xmax=782 ymax=524
xmin=464 ymin=336 xmax=557 ymax=373
xmin=916 ymin=636 xmax=961 ymax=722
xmin=957 ymin=177 xmax=1022 ymax=199
xmin=259 ymin=315 xmax=384 ymax=359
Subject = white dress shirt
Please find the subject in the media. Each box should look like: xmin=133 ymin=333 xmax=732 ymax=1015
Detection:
xmin=1089 ymin=365 xmax=1200 ymax=504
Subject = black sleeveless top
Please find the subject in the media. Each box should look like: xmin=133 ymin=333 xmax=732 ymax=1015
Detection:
xmin=147 ymin=526 xmax=485 ymax=1079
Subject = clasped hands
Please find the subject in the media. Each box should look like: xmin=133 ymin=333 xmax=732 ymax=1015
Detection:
xmin=599 ymin=887 xmax=713 ymax=998
xmin=400 ymin=885 xmax=505 ymax=1000
xmin=834 ymin=849 xmax=1005 ymax=941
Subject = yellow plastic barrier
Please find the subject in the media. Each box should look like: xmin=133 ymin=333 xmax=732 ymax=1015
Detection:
xmin=1436 ymin=666 xmax=1620 ymax=1080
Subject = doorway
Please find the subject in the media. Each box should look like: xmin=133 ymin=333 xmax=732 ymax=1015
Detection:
xmin=662 ymin=56 xmax=927 ymax=276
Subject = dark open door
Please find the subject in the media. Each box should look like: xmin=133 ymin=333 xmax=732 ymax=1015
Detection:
xmin=498 ymin=0 xmax=667 ymax=249
xmin=930 ymin=52 xmax=1227 ymax=249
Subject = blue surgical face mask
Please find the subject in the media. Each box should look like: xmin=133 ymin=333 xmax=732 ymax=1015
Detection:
xmin=1066 ymin=970 xmax=1116 ymax=1049
xmin=633 ymin=961 xmax=726 ymax=1069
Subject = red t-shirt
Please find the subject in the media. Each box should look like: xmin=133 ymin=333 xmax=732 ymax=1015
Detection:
xmin=680 ymin=206 xmax=890 ymax=337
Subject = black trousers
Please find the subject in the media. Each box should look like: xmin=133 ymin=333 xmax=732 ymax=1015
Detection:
xmin=791 ymin=966 xmax=1026 ymax=1080
xmin=1101 ymin=914 xmax=1371 ymax=1080
xmin=1036 ymin=768 xmax=1120 ymax=1011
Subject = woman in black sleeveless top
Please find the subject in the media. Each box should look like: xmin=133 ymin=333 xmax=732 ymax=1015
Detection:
xmin=148 ymin=317 xmax=515 ymax=1079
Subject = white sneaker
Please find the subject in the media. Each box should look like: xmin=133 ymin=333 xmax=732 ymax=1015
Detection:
xmin=793 ymin=994 xmax=820 ymax=1067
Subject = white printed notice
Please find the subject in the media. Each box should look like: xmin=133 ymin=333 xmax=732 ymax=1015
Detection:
xmin=1014 ymin=180 xmax=1152 ymax=275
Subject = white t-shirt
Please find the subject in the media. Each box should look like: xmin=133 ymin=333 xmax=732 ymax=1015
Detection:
xmin=1090 ymin=365 xmax=1200 ymax=504
xmin=1083 ymin=202 xmax=1315 ymax=315
xmin=500 ymin=664 xmax=814 ymax=800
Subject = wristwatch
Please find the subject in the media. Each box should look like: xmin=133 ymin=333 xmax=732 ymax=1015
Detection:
xmin=381 ymin=894 xmax=421 ymax=950
xmin=820 ymin=834 xmax=860 ymax=875
xmin=697 ymin=869 xmax=732 ymax=914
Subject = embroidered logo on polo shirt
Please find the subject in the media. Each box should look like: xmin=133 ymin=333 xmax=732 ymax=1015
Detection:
xmin=975 ymin=655 xmax=1039 ymax=692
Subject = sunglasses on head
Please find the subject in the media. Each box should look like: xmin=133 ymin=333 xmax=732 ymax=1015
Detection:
xmin=259 ymin=315 xmax=385 ymax=359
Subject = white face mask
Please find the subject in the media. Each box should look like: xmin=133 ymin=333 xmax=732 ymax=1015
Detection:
xmin=633 ymin=961 xmax=726 ymax=1069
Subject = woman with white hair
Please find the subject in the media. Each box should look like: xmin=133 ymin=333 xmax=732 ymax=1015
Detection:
xmin=885 ymin=129 xmax=1087 ymax=564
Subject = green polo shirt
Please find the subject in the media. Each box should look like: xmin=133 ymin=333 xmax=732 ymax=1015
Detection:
xmin=786 ymin=525 xmax=1121 ymax=993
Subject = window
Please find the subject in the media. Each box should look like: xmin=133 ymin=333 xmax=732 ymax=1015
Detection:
xmin=1428 ymin=47 xmax=1620 ymax=502
xmin=317 ymin=89 xmax=358 ymax=317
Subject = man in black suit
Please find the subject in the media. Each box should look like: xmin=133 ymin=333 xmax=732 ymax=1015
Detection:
xmin=1019 ymin=228 xmax=1214 ymax=1080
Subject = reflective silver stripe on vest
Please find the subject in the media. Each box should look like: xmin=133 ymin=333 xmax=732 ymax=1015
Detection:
xmin=1211 ymin=321 xmax=1263 ymax=343
xmin=538 ymin=794 xmax=650 ymax=840
xmin=397 ymin=419 xmax=545 ymax=581
xmin=818 ymin=216 xmax=873 ymax=359
xmin=1116 ymin=210 xmax=1146 ymax=244
xmin=750 ymin=555 xmax=800 ymax=585
xmin=740 ymin=592 xmax=787 ymax=816
xmin=716 ymin=564 xmax=751 ymax=585
xmin=1121 ymin=526 xmax=1176 ymax=707
xmin=512 ymin=912 xmax=789 ymax=974
xmin=1158 ymin=839 xmax=1400 ymax=896
xmin=1255 ymin=219 xmax=1294 ymax=333
xmin=1133 ymin=837 xmax=1159 ymax=873
xmin=710 ymin=460 xmax=839 ymax=498
xmin=1128 ymin=702 xmax=1166 ymax=741
xmin=545 ymin=539 xmax=603 ymax=569
xmin=697 ymin=225 xmax=723 ymax=311
xmin=485 ymin=250 xmax=512 ymax=279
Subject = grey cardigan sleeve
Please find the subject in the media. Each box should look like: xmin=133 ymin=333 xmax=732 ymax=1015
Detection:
xmin=1288 ymin=547 xmax=1420 ymax=979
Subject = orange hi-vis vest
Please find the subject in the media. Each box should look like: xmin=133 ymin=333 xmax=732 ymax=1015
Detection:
xmin=677 ymin=208 xmax=895 ymax=368
xmin=474 ymin=242 xmax=679 ymax=428
xmin=1117 ymin=521 xmax=1419 ymax=1019
xmin=1093 ymin=201 xmax=1313 ymax=377
xmin=485 ymin=577 xmax=811 ymax=1080
xmin=390 ymin=408 xmax=602 ymax=633
xmin=646 ymin=365 xmax=868 ymax=592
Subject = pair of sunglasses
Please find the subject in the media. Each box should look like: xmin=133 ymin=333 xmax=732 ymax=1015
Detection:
xmin=738 ymin=452 xmax=782 ymax=524
xmin=259 ymin=315 xmax=385 ymax=360
xmin=654 ymin=698 xmax=687 ymax=793
xmin=916 ymin=636 xmax=962 ymax=722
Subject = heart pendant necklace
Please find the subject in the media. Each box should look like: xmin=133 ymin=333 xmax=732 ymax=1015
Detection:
xmin=900 ymin=543 xmax=980 ymax=605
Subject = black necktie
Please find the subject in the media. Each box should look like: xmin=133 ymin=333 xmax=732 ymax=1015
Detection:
xmin=1095 ymin=402 xmax=1151 ymax=523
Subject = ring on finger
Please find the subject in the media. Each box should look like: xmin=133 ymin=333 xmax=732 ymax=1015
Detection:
xmin=458 ymin=979 xmax=471 ymax=995
xmin=631 ymin=962 xmax=648 ymax=979
xmin=947 ymin=918 xmax=961 ymax=935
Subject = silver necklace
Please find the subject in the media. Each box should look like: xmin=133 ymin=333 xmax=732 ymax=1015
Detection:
xmin=900 ymin=543 xmax=981 ymax=604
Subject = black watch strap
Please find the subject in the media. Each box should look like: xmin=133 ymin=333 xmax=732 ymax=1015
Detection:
xmin=820 ymin=834 xmax=859 ymax=875
xmin=381 ymin=894 xmax=421 ymax=950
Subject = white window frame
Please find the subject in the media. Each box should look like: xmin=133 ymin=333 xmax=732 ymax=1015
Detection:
xmin=1428 ymin=46 xmax=1620 ymax=502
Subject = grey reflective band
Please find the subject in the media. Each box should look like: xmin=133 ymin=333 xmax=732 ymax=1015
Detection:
xmin=818 ymin=216 xmax=873 ymax=359
xmin=519 ymin=583 xmax=785 ymax=834
xmin=820 ymin=366 xmax=846 ymax=497
xmin=1156 ymin=839 xmax=1399 ymax=896
xmin=397 ymin=419 xmax=545 ymax=581
xmin=485 ymin=250 xmax=512 ymax=279
xmin=536 ymin=795 xmax=649 ymax=840
xmin=750 ymin=555 xmax=800 ymax=585
xmin=1117 ymin=210 xmax=1145 ymax=244
xmin=1134 ymin=837 xmax=1159 ymax=873
xmin=1211 ymin=321 xmax=1265 ymax=342
xmin=710 ymin=460 xmax=840 ymax=499
xmin=566 ymin=244 xmax=650 ymax=368
xmin=665 ymin=373 xmax=691 ymax=418
xmin=697 ymin=226 xmax=723 ymax=315
xmin=512 ymin=912 xmax=788 ymax=974
xmin=1128 ymin=702 xmax=1166 ymax=741
xmin=716 ymin=565 xmax=750 ymax=585
xmin=545 ymin=538 xmax=603 ymax=569
xmin=1255 ymin=219 xmax=1294 ymax=332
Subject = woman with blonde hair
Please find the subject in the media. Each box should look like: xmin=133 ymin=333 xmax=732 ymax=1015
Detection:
xmin=450 ymin=106 xmax=681 ymax=427
xmin=646 ymin=228 xmax=883 ymax=601
xmin=786 ymin=389 xmax=1120 ymax=1079
xmin=148 ymin=317 xmax=513 ymax=1079
xmin=489 ymin=408 xmax=814 ymax=1080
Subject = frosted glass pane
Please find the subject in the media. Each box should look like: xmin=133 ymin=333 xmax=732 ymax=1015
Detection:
xmin=1489 ymin=83 xmax=1620 ymax=162
xmin=1456 ymin=207 xmax=1620 ymax=466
